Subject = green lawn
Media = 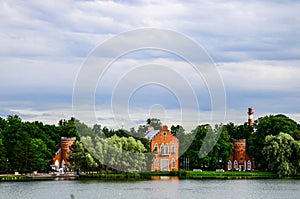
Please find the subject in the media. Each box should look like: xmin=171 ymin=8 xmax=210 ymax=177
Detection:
xmin=140 ymin=170 xmax=279 ymax=179
xmin=79 ymin=170 xmax=279 ymax=180
xmin=184 ymin=171 xmax=278 ymax=179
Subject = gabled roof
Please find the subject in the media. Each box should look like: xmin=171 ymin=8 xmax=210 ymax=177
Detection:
xmin=145 ymin=130 xmax=160 ymax=141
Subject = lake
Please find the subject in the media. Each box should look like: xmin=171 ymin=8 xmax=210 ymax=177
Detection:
xmin=0 ymin=178 xmax=299 ymax=199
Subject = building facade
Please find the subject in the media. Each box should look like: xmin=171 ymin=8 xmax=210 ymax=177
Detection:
xmin=145 ymin=125 xmax=179 ymax=171
xmin=51 ymin=137 xmax=76 ymax=171
xmin=226 ymin=139 xmax=252 ymax=171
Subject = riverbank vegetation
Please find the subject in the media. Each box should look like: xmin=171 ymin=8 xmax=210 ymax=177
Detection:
xmin=77 ymin=171 xmax=280 ymax=180
xmin=0 ymin=114 xmax=299 ymax=178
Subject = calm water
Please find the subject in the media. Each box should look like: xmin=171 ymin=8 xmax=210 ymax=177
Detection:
xmin=0 ymin=178 xmax=299 ymax=199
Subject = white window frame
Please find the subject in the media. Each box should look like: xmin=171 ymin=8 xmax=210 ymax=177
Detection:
xmin=234 ymin=160 xmax=238 ymax=170
xmin=228 ymin=160 xmax=232 ymax=170
xmin=247 ymin=160 xmax=251 ymax=171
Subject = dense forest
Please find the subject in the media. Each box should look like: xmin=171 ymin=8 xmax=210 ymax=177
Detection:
xmin=0 ymin=114 xmax=299 ymax=177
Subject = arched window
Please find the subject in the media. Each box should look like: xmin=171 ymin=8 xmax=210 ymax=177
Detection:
xmin=234 ymin=160 xmax=238 ymax=170
xmin=154 ymin=159 xmax=158 ymax=168
xmin=154 ymin=143 xmax=158 ymax=154
xmin=171 ymin=143 xmax=175 ymax=154
xmin=165 ymin=144 xmax=169 ymax=154
xmin=160 ymin=144 xmax=165 ymax=155
xmin=172 ymin=159 xmax=175 ymax=168
xmin=228 ymin=160 xmax=232 ymax=171
xmin=247 ymin=160 xmax=251 ymax=171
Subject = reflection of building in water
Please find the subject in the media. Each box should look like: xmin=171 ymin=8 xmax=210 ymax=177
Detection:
xmin=151 ymin=176 xmax=179 ymax=181
xmin=226 ymin=108 xmax=254 ymax=171
xmin=51 ymin=137 xmax=76 ymax=172
xmin=145 ymin=125 xmax=179 ymax=171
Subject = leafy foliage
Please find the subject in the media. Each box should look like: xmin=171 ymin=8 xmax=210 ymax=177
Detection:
xmin=0 ymin=115 xmax=79 ymax=173
xmin=248 ymin=114 xmax=299 ymax=169
xmin=263 ymin=133 xmax=300 ymax=177
xmin=0 ymin=114 xmax=299 ymax=176
xmin=80 ymin=135 xmax=149 ymax=172
xmin=180 ymin=124 xmax=233 ymax=170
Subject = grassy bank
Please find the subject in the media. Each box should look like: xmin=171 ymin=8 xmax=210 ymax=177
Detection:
xmin=79 ymin=171 xmax=279 ymax=180
xmin=184 ymin=171 xmax=279 ymax=179
xmin=140 ymin=170 xmax=279 ymax=179
xmin=0 ymin=175 xmax=27 ymax=181
xmin=0 ymin=171 xmax=283 ymax=181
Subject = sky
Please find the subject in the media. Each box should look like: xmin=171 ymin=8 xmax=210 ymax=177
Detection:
xmin=0 ymin=0 xmax=299 ymax=131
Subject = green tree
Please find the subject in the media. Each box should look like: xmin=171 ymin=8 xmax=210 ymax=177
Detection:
xmin=12 ymin=132 xmax=32 ymax=173
xmin=58 ymin=117 xmax=80 ymax=140
xmin=68 ymin=141 xmax=89 ymax=172
xmin=81 ymin=135 xmax=148 ymax=172
xmin=225 ymin=122 xmax=253 ymax=139
xmin=29 ymin=138 xmax=49 ymax=172
xmin=146 ymin=118 xmax=162 ymax=130
xmin=248 ymin=114 xmax=299 ymax=169
xmin=182 ymin=124 xmax=232 ymax=170
xmin=0 ymin=139 xmax=8 ymax=173
xmin=263 ymin=132 xmax=300 ymax=177
xmin=2 ymin=115 xmax=23 ymax=168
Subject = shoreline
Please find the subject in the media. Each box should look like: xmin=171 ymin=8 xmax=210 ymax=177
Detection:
xmin=1 ymin=171 xmax=290 ymax=182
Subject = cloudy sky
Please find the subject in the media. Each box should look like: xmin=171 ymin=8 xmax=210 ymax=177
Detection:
xmin=1 ymin=0 xmax=299 ymax=131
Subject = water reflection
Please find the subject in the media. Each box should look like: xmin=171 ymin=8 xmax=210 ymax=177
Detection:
xmin=150 ymin=176 xmax=179 ymax=181
xmin=0 ymin=179 xmax=299 ymax=199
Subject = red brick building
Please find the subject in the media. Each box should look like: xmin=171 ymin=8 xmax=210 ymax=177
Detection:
xmin=226 ymin=108 xmax=254 ymax=171
xmin=51 ymin=137 xmax=76 ymax=171
xmin=145 ymin=125 xmax=179 ymax=171
xmin=226 ymin=139 xmax=253 ymax=171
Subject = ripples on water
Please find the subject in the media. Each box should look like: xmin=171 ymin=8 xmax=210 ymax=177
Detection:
xmin=0 ymin=178 xmax=299 ymax=199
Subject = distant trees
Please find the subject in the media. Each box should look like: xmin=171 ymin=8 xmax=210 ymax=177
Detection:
xmin=179 ymin=124 xmax=233 ymax=170
xmin=0 ymin=115 xmax=79 ymax=173
xmin=146 ymin=118 xmax=162 ymax=130
xmin=0 ymin=114 xmax=299 ymax=177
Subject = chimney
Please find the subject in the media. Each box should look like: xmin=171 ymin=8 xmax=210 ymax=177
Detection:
xmin=248 ymin=108 xmax=254 ymax=126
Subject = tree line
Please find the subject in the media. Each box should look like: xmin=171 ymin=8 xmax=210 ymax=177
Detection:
xmin=0 ymin=114 xmax=299 ymax=177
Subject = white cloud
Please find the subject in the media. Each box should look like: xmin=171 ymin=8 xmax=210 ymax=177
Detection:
xmin=0 ymin=0 xmax=299 ymax=128
xmin=219 ymin=60 xmax=300 ymax=92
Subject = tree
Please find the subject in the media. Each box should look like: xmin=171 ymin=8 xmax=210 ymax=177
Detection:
xmin=0 ymin=139 xmax=8 ymax=173
xmin=181 ymin=124 xmax=233 ymax=170
xmin=81 ymin=135 xmax=148 ymax=172
xmin=12 ymin=132 xmax=32 ymax=173
xmin=58 ymin=118 xmax=80 ymax=140
xmin=146 ymin=118 xmax=162 ymax=130
xmin=2 ymin=115 xmax=23 ymax=168
xmin=248 ymin=114 xmax=299 ymax=169
xmin=225 ymin=122 xmax=253 ymax=139
xmin=29 ymin=138 xmax=49 ymax=172
xmin=263 ymin=132 xmax=300 ymax=177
